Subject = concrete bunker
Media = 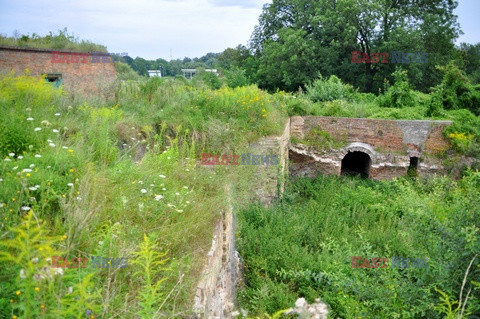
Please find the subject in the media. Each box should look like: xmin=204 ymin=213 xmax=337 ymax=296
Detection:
xmin=341 ymin=151 xmax=372 ymax=178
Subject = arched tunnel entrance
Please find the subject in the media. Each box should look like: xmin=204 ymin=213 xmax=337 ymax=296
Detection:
xmin=341 ymin=151 xmax=371 ymax=178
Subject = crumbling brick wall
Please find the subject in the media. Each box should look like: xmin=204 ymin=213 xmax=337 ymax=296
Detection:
xmin=0 ymin=46 xmax=117 ymax=97
xmin=290 ymin=116 xmax=453 ymax=180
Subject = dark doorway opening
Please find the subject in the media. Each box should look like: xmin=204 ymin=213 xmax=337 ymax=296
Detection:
xmin=407 ymin=156 xmax=419 ymax=177
xmin=341 ymin=151 xmax=371 ymax=178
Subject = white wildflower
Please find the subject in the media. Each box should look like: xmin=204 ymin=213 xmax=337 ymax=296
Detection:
xmin=27 ymin=117 xmax=34 ymax=121
xmin=29 ymin=164 xmax=35 ymax=168
xmin=31 ymin=257 xmax=39 ymax=264
xmin=53 ymin=129 xmax=59 ymax=133
xmin=98 ymin=241 xmax=104 ymax=245
xmin=183 ymin=186 xmax=188 ymax=189
xmin=140 ymin=189 xmax=147 ymax=194
xmin=20 ymin=269 xmax=26 ymax=279
xmin=155 ymin=195 xmax=164 ymax=201
xmin=53 ymin=268 xmax=64 ymax=276
xmin=29 ymin=186 xmax=37 ymax=191
xmin=21 ymin=206 xmax=31 ymax=211
xmin=49 ymin=143 xmax=56 ymax=147
xmin=138 ymin=180 xmax=143 ymax=184
xmin=175 ymin=192 xmax=180 ymax=196
xmin=76 ymin=196 xmax=82 ymax=201
xmin=17 ymin=156 xmax=23 ymax=159
xmin=167 ymin=203 xmax=175 ymax=208
xmin=54 ymin=113 xmax=61 ymax=116
xmin=186 ymin=201 xmax=190 ymax=204
xmin=12 ymin=166 xmax=18 ymax=170
xmin=4 ymin=158 xmax=11 ymax=162
xmin=176 ymin=209 xmax=183 ymax=213
xmin=159 ymin=174 xmax=166 ymax=178
xmin=47 ymin=139 xmax=53 ymax=143
xmin=34 ymin=127 xmax=42 ymax=132
xmin=67 ymin=183 xmax=74 ymax=187
xmin=162 ymin=188 xmax=166 ymax=191
xmin=23 ymin=168 xmax=32 ymax=173
xmin=62 ymin=146 xmax=68 ymax=149
xmin=67 ymin=286 xmax=73 ymax=294
xmin=8 ymin=152 xmax=15 ymax=157
xmin=35 ymin=154 xmax=41 ymax=158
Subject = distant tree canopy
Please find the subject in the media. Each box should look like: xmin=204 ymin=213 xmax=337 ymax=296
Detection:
xmin=248 ymin=0 xmax=461 ymax=93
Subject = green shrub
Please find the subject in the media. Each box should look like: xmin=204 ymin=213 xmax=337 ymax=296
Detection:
xmin=305 ymin=75 xmax=355 ymax=102
xmin=378 ymin=69 xmax=417 ymax=108
xmin=429 ymin=62 xmax=480 ymax=115
xmin=223 ymin=67 xmax=249 ymax=88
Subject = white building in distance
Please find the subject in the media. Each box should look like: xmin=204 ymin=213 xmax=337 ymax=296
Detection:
xmin=147 ymin=70 xmax=162 ymax=77
xmin=181 ymin=69 xmax=219 ymax=79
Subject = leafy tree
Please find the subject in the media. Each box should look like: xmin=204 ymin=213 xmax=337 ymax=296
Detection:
xmin=250 ymin=0 xmax=460 ymax=92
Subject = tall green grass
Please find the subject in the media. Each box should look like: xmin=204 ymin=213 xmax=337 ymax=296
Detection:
xmin=0 ymin=73 xmax=286 ymax=318
xmin=237 ymin=173 xmax=480 ymax=318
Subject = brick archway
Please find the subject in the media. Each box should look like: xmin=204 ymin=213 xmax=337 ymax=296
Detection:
xmin=339 ymin=143 xmax=376 ymax=178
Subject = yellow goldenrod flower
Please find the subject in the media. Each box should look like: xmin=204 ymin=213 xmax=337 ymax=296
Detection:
xmin=35 ymin=287 xmax=40 ymax=292
xmin=9 ymin=299 xmax=13 ymax=303
xmin=62 ymin=235 xmax=67 ymax=240
xmin=69 ymin=169 xmax=74 ymax=173
xmin=68 ymin=149 xmax=74 ymax=153
xmin=41 ymin=304 xmax=45 ymax=309
xmin=15 ymin=290 xmax=20 ymax=295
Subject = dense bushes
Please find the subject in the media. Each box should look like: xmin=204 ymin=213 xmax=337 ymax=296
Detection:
xmin=305 ymin=75 xmax=355 ymax=103
xmin=429 ymin=63 xmax=480 ymax=116
xmin=378 ymin=69 xmax=417 ymax=108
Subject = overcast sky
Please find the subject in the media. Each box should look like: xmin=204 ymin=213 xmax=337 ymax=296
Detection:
xmin=0 ymin=0 xmax=478 ymax=61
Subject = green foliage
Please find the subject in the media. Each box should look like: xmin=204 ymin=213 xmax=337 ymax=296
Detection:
xmin=115 ymin=61 xmax=142 ymax=81
xmin=130 ymin=234 xmax=170 ymax=318
xmin=429 ymin=63 xmax=480 ymax=115
xmin=250 ymin=0 xmax=460 ymax=92
xmin=224 ymin=67 xmax=250 ymax=88
xmin=0 ymin=28 xmax=107 ymax=52
xmin=238 ymin=174 xmax=480 ymax=317
xmin=444 ymin=109 xmax=480 ymax=156
xmin=193 ymin=69 xmax=222 ymax=90
xmin=293 ymin=127 xmax=347 ymax=151
xmin=306 ymin=75 xmax=355 ymax=103
xmin=0 ymin=72 xmax=286 ymax=317
xmin=378 ymin=69 xmax=417 ymax=108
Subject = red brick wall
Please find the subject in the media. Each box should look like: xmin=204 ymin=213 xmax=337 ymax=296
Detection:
xmin=299 ymin=117 xmax=451 ymax=155
xmin=0 ymin=47 xmax=117 ymax=96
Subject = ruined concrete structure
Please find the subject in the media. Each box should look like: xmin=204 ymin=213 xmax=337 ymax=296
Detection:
xmin=0 ymin=46 xmax=117 ymax=96
xmin=289 ymin=116 xmax=452 ymax=180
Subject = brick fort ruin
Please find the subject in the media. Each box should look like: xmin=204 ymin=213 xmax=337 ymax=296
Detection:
xmin=0 ymin=46 xmax=117 ymax=96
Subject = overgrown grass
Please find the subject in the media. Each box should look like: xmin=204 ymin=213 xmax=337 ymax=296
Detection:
xmin=237 ymin=173 xmax=480 ymax=318
xmin=0 ymin=73 xmax=287 ymax=318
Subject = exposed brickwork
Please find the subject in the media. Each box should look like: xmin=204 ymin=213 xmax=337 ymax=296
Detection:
xmin=290 ymin=116 xmax=453 ymax=180
xmin=0 ymin=46 xmax=117 ymax=97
